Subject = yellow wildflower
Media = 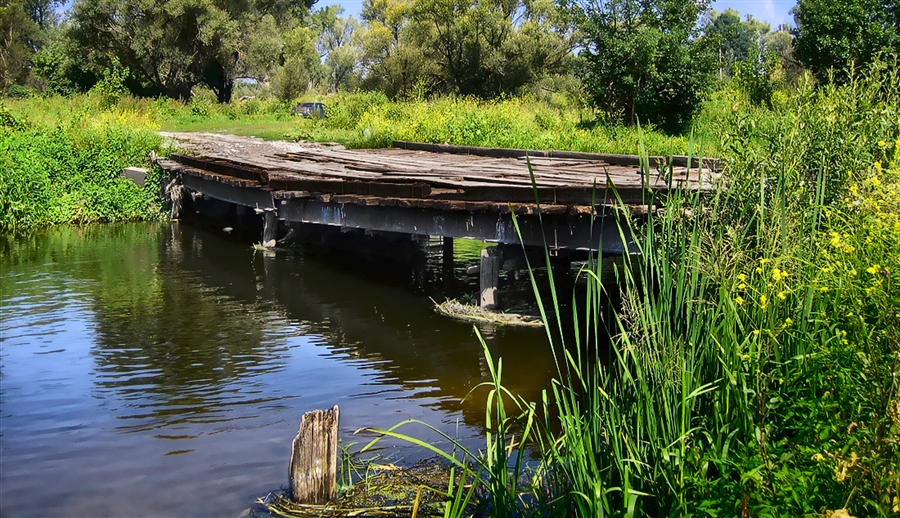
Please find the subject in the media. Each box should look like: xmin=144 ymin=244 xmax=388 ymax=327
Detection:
xmin=760 ymin=294 xmax=768 ymax=307
xmin=867 ymin=264 xmax=881 ymax=274
xmin=738 ymin=283 xmax=747 ymax=290
xmin=759 ymin=258 xmax=769 ymax=265
xmin=878 ymin=140 xmax=886 ymax=148
xmin=738 ymin=273 xmax=747 ymax=282
xmin=777 ymin=291 xmax=787 ymax=300
xmin=735 ymin=296 xmax=745 ymax=306
xmin=753 ymin=329 xmax=760 ymax=336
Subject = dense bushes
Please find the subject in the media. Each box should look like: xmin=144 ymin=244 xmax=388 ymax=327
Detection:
xmin=527 ymin=59 xmax=900 ymax=516
xmin=0 ymin=96 xmax=163 ymax=232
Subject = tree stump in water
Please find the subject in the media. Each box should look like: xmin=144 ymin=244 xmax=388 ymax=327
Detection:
xmin=290 ymin=406 xmax=339 ymax=504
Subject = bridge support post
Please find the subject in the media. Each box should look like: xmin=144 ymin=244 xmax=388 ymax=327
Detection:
xmin=262 ymin=210 xmax=278 ymax=248
xmin=480 ymin=246 xmax=502 ymax=310
xmin=442 ymin=237 xmax=454 ymax=282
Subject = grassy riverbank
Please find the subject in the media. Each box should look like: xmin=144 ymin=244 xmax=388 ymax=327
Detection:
xmin=542 ymin=64 xmax=900 ymax=516
xmin=156 ymin=91 xmax=710 ymax=156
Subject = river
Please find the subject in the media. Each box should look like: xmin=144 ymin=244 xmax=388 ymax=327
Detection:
xmin=0 ymin=223 xmax=555 ymax=517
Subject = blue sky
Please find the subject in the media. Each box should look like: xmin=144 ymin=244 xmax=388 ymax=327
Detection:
xmin=318 ymin=0 xmax=797 ymax=28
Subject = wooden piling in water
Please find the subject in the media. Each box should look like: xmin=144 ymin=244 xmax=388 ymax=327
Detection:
xmin=289 ymin=406 xmax=339 ymax=504
xmin=480 ymin=247 xmax=501 ymax=310
xmin=263 ymin=210 xmax=278 ymax=248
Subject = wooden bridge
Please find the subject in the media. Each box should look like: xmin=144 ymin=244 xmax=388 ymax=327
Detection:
xmin=157 ymin=139 xmax=715 ymax=252
xmin=156 ymin=137 xmax=716 ymax=308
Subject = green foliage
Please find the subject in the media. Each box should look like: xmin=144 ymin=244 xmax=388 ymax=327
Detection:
xmin=155 ymin=91 xmax=705 ymax=156
xmin=792 ymin=0 xmax=900 ymax=83
xmin=358 ymin=0 xmax=575 ymax=99
xmin=572 ymin=0 xmax=718 ymax=132
xmin=359 ymin=57 xmax=900 ymax=517
xmin=732 ymin=40 xmax=783 ymax=107
xmin=0 ymin=0 xmax=41 ymax=92
xmin=310 ymin=6 xmax=364 ymax=92
xmin=64 ymin=0 xmax=313 ymax=103
xmin=540 ymin=57 xmax=900 ymax=516
xmin=0 ymin=97 xmax=164 ymax=232
xmin=705 ymin=9 xmax=758 ymax=65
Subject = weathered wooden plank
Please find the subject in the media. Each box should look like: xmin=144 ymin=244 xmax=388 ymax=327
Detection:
xmin=290 ymin=406 xmax=339 ymax=504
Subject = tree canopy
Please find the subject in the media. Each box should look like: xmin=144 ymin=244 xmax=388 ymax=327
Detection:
xmin=0 ymin=0 xmax=43 ymax=91
xmin=792 ymin=0 xmax=899 ymax=81
xmin=9 ymin=0 xmax=896 ymax=134
xmin=572 ymin=0 xmax=717 ymax=131
xmin=64 ymin=0 xmax=317 ymax=102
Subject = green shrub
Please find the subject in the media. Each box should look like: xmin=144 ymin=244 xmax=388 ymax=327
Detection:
xmin=0 ymin=99 xmax=164 ymax=232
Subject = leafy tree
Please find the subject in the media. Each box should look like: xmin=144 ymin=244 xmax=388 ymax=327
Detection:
xmin=311 ymin=6 xmax=363 ymax=91
xmin=271 ymin=24 xmax=321 ymax=100
xmin=359 ymin=0 xmax=574 ymax=98
xmin=33 ymin=25 xmax=100 ymax=94
xmin=763 ymin=24 xmax=803 ymax=84
xmin=65 ymin=0 xmax=317 ymax=102
xmin=24 ymin=0 xmax=61 ymax=30
xmin=572 ymin=0 xmax=717 ymax=131
xmin=0 ymin=0 xmax=40 ymax=92
xmin=359 ymin=0 xmax=432 ymax=97
xmin=792 ymin=0 xmax=899 ymax=82
xmin=705 ymin=9 xmax=756 ymax=66
xmin=243 ymin=14 xmax=285 ymax=83
xmin=704 ymin=9 xmax=780 ymax=80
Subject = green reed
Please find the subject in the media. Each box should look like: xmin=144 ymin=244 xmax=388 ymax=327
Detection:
xmin=516 ymin=58 xmax=900 ymax=516
xmin=350 ymin=58 xmax=900 ymax=517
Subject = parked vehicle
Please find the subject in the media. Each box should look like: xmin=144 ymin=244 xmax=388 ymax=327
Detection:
xmin=291 ymin=102 xmax=326 ymax=118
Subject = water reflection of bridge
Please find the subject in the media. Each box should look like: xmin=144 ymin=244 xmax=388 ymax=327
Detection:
xmin=163 ymin=223 xmax=557 ymax=429
xmin=82 ymin=223 xmax=555 ymax=435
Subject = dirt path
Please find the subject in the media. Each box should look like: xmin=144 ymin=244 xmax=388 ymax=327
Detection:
xmin=159 ymin=132 xmax=345 ymax=158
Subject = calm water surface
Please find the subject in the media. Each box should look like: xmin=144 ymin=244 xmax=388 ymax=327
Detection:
xmin=0 ymin=223 xmax=554 ymax=518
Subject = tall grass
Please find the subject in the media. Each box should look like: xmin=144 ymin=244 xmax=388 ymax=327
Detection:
xmin=533 ymin=59 xmax=899 ymax=516
xmin=153 ymin=90 xmax=710 ymax=157
xmin=363 ymin=59 xmax=900 ymax=517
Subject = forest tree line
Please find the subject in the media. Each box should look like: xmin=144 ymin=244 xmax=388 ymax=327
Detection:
xmin=1 ymin=0 xmax=898 ymax=130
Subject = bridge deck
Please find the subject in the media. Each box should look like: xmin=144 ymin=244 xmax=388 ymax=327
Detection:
xmin=157 ymin=136 xmax=717 ymax=252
